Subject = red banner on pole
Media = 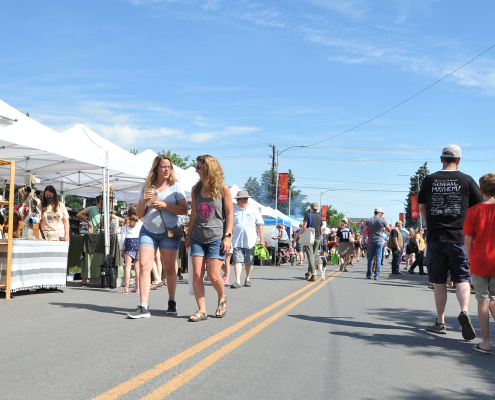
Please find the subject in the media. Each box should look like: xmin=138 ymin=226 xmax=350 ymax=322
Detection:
xmin=278 ymin=173 xmax=289 ymax=203
xmin=411 ymin=195 xmax=419 ymax=218
xmin=321 ymin=205 xmax=327 ymax=222
xmin=399 ymin=212 xmax=404 ymax=222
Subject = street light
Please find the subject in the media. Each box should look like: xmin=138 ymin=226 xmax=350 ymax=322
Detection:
xmin=395 ymin=174 xmax=422 ymax=228
xmin=320 ymin=189 xmax=335 ymax=209
xmin=274 ymin=145 xmax=308 ymax=215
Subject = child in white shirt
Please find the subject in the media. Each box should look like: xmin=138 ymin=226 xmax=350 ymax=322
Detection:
xmin=120 ymin=206 xmax=143 ymax=294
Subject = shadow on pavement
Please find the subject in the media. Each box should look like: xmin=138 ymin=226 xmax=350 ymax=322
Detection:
xmin=291 ymin=307 xmax=495 ymax=397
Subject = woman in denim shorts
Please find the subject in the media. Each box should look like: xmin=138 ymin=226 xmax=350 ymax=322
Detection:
xmin=127 ymin=155 xmax=188 ymax=319
xmin=185 ymin=155 xmax=233 ymax=321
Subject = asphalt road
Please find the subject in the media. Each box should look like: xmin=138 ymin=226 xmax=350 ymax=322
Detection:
xmin=1 ymin=257 xmax=494 ymax=400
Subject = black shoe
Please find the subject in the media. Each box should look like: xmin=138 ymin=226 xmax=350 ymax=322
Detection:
xmin=166 ymin=300 xmax=177 ymax=314
xmin=231 ymin=282 xmax=242 ymax=289
xmin=408 ymin=269 xmax=415 ymax=274
xmin=392 ymin=271 xmax=403 ymax=275
xmin=419 ymin=272 xmax=428 ymax=275
xmin=458 ymin=311 xmax=476 ymax=341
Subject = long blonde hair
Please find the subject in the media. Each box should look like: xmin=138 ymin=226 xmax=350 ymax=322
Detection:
xmin=192 ymin=155 xmax=224 ymax=201
xmin=144 ymin=155 xmax=177 ymax=191
xmin=125 ymin=205 xmax=139 ymax=228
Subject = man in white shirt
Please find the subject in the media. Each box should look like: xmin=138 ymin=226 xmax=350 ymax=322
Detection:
xmin=231 ymin=190 xmax=265 ymax=288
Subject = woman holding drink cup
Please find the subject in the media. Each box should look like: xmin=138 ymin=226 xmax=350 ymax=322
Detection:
xmin=127 ymin=155 xmax=188 ymax=319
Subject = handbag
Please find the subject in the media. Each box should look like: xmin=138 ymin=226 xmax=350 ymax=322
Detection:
xmin=298 ymin=213 xmax=315 ymax=246
xmin=330 ymin=251 xmax=339 ymax=265
xmin=165 ymin=226 xmax=184 ymax=239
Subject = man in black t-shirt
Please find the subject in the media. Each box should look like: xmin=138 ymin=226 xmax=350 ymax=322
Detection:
xmin=418 ymin=144 xmax=482 ymax=339
xmin=296 ymin=202 xmax=323 ymax=282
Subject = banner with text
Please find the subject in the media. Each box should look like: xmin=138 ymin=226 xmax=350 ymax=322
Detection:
xmin=399 ymin=212 xmax=404 ymax=223
xmin=410 ymin=195 xmax=419 ymax=218
xmin=278 ymin=173 xmax=289 ymax=203
xmin=321 ymin=205 xmax=327 ymax=222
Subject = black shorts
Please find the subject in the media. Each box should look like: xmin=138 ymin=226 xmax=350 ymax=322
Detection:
xmin=427 ymin=242 xmax=470 ymax=284
xmin=295 ymin=243 xmax=302 ymax=252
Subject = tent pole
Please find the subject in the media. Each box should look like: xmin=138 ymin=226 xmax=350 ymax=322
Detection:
xmin=106 ymin=164 xmax=110 ymax=257
xmin=101 ymin=166 xmax=109 ymax=258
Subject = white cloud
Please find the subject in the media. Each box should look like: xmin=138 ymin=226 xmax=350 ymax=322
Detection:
xmin=304 ymin=0 xmax=369 ymax=19
xmin=189 ymin=126 xmax=261 ymax=143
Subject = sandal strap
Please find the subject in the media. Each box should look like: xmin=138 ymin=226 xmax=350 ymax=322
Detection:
xmin=190 ymin=310 xmax=207 ymax=321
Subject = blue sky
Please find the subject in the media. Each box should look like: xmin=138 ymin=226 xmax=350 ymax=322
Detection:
xmin=2 ymin=0 xmax=495 ymax=219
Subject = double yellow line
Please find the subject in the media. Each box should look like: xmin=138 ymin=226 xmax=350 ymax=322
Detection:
xmin=94 ymin=268 xmax=342 ymax=400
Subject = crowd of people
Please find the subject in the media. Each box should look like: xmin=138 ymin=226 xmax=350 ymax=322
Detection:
xmin=113 ymin=144 xmax=495 ymax=355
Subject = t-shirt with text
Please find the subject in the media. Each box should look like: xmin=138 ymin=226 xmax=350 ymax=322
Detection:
xmin=418 ymin=170 xmax=482 ymax=243
xmin=336 ymin=226 xmax=354 ymax=243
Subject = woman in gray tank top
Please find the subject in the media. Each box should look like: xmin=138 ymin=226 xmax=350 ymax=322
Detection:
xmin=185 ymin=155 xmax=234 ymax=321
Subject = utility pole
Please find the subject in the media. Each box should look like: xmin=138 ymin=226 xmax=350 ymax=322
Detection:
xmin=269 ymin=144 xmax=276 ymax=207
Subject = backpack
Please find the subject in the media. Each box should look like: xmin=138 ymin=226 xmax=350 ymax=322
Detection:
xmin=408 ymin=234 xmax=418 ymax=252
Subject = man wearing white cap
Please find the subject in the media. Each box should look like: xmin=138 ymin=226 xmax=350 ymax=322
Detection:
xmin=365 ymin=207 xmax=391 ymax=280
xmin=230 ymin=190 xmax=265 ymax=289
xmin=419 ymin=144 xmax=482 ymax=338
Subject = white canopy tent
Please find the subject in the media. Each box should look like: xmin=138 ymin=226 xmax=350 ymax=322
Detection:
xmin=0 ymin=100 xmax=106 ymax=185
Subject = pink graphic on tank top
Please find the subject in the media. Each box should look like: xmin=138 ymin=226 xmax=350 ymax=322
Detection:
xmin=197 ymin=202 xmax=214 ymax=220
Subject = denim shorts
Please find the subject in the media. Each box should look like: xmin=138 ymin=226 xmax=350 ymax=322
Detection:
xmin=427 ymin=242 xmax=470 ymax=284
xmin=139 ymin=226 xmax=181 ymax=251
xmin=190 ymin=237 xmax=225 ymax=260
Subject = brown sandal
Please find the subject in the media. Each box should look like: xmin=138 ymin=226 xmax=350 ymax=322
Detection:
xmin=215 ymin=298 xmax=227 ymax=318
xmin=189 ymin=311 xmax=208 ymax=322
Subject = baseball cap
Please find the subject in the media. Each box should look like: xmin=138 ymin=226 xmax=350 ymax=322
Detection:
xmin=441 ymin=144 xmax=462 ymax=158
xmin=310 ymin=202 xmax=319 ymax=210
xmin=396 ymin=220 xmax=403 ymax=226
xmin=342 ymin=217 xmax=349 ymax=223
xmin=374 ymin=207 xmax=384 ymax=214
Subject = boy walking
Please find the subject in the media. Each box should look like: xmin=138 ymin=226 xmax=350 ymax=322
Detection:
xmin=463 ymin=173 xmax=495 ymax=354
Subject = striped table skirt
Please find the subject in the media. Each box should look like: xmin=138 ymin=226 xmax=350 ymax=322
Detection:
xmin=0 ymin=239 xmax=70 ymax=293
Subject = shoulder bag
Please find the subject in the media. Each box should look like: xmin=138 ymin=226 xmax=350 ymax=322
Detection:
xmin=298 ymin=213 xmax=315 ymax=246
xmin=156 ymin=185 xmax=185 ymax=239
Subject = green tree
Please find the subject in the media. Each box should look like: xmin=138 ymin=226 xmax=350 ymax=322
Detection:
xmin=129 ymin=149 xmax=138 ymax=155
xmin=404 ymin=162 xmax=430 ymax=227
xmin=158 ymin=150 xmax=195 ymax=169
xmin=324 ymin=205 xmax=345 ymax=228
xmin=64 ymin=195 xmax=84 ymax=212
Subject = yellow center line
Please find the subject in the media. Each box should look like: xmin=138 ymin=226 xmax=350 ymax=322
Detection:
xmin=93 ymin=268 xmax=340 ymax=400
xmin=141 ymin=270 xmax=342 ymax=400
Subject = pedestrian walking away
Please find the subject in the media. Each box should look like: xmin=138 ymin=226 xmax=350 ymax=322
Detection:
xmin=365 ymin=207 xmax=392 ymax=280
xmin=127 ymin=154 xmax=188 ymax=319
xmin=185 ymin=155 xmax=233 ymax=321
xmin=408 ymin=228 xmax=426 ymax=275
xmin=336 ymin=218 xmax=354 ymax=273
xmin=420 ymin=144 xmax=482 ymax=339
xmin=295 ymin=202 xmax=323 ymax=282
xmin=230 ymin=190 xmax=264 ymax=289
xmin=463 ymin=173 xmax=495 ymax=354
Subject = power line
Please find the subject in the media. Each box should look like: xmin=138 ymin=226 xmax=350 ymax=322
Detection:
xmin=296 ymin=176 xmax=414 ymax=186
xmin=308 ymin=44 xmax=495 ymax=147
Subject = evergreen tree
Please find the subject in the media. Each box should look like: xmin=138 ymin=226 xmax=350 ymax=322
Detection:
xmin=404 ymin=162 xmax=430 ymax=227
xmin=26 ymin=112 xmax=29 ymax=117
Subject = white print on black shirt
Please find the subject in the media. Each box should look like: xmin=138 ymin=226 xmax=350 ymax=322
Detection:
xmin=430 ymin=179 xmax=462 ymax=216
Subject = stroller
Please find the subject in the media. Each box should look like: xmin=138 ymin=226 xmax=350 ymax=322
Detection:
xmin=276 ymin=240 xmax=291 ymax=266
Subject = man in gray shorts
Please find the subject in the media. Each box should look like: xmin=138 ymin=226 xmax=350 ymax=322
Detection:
xmin=231 ymin=190 xmax=265 ymax=288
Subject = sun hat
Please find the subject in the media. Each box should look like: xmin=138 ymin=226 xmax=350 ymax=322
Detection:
xmin=441 ymin=144 xmax=462 ymax=158
xmin=310 ymin=202 xmax=319 ymax=210
xmin=234 ymin=190 xmax=251 ymax=199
